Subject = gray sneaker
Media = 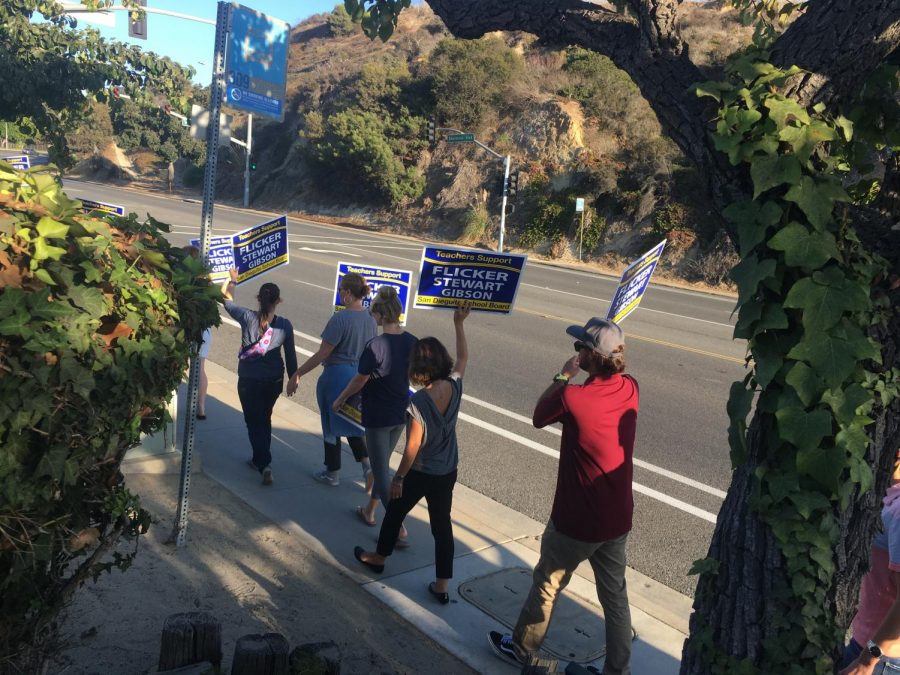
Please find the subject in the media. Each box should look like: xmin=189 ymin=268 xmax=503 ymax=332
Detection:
xmin=312 ymin=469 xmax=339 ymax=487
xmin=262 ymin=467 xmax=273 ymax=486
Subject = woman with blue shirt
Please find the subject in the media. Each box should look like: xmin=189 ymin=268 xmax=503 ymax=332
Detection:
xmin=290 ymin=272 xmax=377 ymax=487
xmin=333 ymin=286 xmax=417 ymax=536
xmin=222 ymin=269 xmax=298 ymax=486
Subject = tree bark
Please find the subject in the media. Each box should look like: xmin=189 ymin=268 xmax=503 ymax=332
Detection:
xmin=422 ymin=1 xmax=900 ymax=672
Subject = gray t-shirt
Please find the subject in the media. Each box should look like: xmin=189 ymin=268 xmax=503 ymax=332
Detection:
xmin=321 ymin=309 xmax=377 ymax=366
xmin=408 ymin=374 xmax=462 ymax=476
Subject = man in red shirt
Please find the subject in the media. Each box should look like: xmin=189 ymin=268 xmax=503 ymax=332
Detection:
xmin=488 ymin=317 xmax=638 ymax=674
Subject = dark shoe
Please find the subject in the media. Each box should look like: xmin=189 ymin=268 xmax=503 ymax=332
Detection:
xmin=487 ymin=631 xmax=523 ymax=667
xmin=262 ymin=467 xmax=273 ymax=485
xmin=196 ymin=413 xmax=206 ymax=420
xmin=353 ymin=546 xmax=384 ymax=573
xmin=428 ymin=582 xmax=450 ymax=605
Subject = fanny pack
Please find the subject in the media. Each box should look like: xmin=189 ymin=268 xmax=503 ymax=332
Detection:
xmin=239 ymin=326 xmax=274 ymax=361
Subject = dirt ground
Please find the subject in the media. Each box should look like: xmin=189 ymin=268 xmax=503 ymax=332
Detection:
xmin=48 ymin=473 xmax=475 ymax=675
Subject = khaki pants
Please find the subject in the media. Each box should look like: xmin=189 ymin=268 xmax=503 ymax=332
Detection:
xmin=513 ymin=522 xmax=632 ymax=675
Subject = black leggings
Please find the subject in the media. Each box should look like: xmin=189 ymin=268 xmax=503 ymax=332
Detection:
xmin=324 ymin=436 xmax=367 ymax=472
xmin=377 ymin=469 xmax=457 ymax=579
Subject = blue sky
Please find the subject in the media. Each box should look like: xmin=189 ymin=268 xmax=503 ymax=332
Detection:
xmin=72 ymin=1 xmax=342 ymax=83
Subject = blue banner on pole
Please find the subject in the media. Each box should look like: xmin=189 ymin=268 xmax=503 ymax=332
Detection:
xmin=77 ymin=198 xmax=125 ymax=217
xmin=190 ymin=235 xmax=235 ymax=284
xmin=2 ymin=155 xmax=30 ymax=170
xmin=414 ymin=246 xmax=527 ymax=314
xmin=333 ymin=262 xmax=413 ymax=326
xmin=606 ymin=240 xmax=666 ymax=323
xmin=225 ymin=4 xmax=290 ymax=122
xmin=232 ymin=215 xmax=289 ymax=283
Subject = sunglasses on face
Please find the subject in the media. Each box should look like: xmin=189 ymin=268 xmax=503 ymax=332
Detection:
xmin=574 ymin=341 xmax=590 ymax=352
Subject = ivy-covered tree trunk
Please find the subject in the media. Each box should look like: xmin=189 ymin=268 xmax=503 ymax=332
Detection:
xmin=370 ymin=0 xmax=900 ymax=672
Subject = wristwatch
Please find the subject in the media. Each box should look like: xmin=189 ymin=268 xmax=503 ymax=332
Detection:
xmin=866 ymin=639 xmax=883 ymax=659
xmin=553 ymin=373 xmax=570 ymax=384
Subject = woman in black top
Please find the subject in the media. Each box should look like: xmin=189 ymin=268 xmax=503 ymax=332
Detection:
xmin=222 ymin=269 xmax=298 ymax=485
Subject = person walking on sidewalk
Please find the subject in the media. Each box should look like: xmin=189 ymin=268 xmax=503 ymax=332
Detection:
xmin=222 ymin=269 xmax=298 ymax=486
xmin=354 ymin=305 xmax=470 ymax=606
xmin=289 ymin=272 xmax=376 ymax=488
xmin=838 ymin=450 xmax=900 ymax=674
xmin=488 ymin=317 xmax=638 ymax=674
xmin=332 ymin=286 xmax=417 ymax=540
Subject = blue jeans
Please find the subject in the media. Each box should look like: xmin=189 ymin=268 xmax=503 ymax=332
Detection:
xmin=237 ymin=376 xmax=282 ymax=472
xmin=365 ymin=424 xmax=404 ymax=508
xmin=843 ymin=639 xmax=900 ymax=672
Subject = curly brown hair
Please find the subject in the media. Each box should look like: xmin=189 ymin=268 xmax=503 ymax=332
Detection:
xmin=408 ymin=337 xmax=453 ymax=386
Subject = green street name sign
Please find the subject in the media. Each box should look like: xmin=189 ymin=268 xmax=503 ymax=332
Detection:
xmin=447 ymin=133 xmax=475 ymax=143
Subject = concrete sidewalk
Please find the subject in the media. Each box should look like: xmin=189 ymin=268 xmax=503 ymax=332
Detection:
xmin=128 ymin=361 xmax=691 ymax=674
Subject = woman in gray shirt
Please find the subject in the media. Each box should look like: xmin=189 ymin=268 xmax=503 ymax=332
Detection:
xmin=290 ymin=273 xmax=376 ymax=487
xmin=354 ymin=305 xmax=470 ymax=605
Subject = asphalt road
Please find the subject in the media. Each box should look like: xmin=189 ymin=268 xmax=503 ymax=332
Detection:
xmin=63 ymin=178 xmax=747 ymax=596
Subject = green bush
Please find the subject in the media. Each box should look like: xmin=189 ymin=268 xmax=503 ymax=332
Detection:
xmin=326 ymin=4 xmax=356 ymax=37
xmin=427 ymin=37 xmax=523 ymax=128
xmin=579 ymin=213 xmax=607 ymax=254
xmin=459 ymin=202 xmax=491 ymax=244
xmin=182 ymin=164 xmax=205 ymax=187
xmin=0 ymin=165 xmax=220 ymax=670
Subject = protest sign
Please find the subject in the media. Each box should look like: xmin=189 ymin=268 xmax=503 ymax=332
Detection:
xmin=334 ymin=387 xmax=415 ymax=433
xmin=232 ymin=215 xmax=289 ymax=283
xmin=77 ymin=198 xmax=125 ymax=217
xmin=606 ymin=239 xmax=666 ymax=323
xmin=190 ymin=235 xmax=235 ymax=284
xmin=332 ymin=262 xmax=413 ymax=325
xmin=414 ymin=246 xmax=527 ymax=314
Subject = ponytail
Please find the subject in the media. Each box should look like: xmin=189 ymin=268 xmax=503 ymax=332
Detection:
xmin=257 ymin=283 xmax=281 ymax=330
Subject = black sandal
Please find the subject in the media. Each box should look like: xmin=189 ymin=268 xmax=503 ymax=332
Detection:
xmin=354 ymin=546 xmax=384 ymax=573
xmin=428 ymin=582 xmax=450 ymax=605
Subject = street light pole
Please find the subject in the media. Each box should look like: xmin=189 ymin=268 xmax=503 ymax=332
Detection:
xmin=243 ymin=114 xmax=252 ymax=207
xmin=437 ymin=126 xmax=510 ymax=253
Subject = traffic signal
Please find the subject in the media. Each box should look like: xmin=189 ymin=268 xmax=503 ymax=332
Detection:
xmin=128 ymin=0 xmax=147 ymax=40
xmin=508 ymin=170 xmax=519 ymax=199
xmin=249 ymin=155 xmax=258 ymax=171
xmin=427 ymin=117 xmax=436 ymax=147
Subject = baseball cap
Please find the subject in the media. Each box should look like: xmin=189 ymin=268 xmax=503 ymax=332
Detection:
xmin=566 ymin=317 xmax=625 ymax=357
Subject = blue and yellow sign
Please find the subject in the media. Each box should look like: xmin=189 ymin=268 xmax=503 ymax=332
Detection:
xmin=233 ymin=215 xmax=289 ymax=283
xmin=2 ymin=155 xmax=30 ymax=170
xmin=190 ymin=235 xmax=236 ymax=284
xmin=414 ymin=246 xmax=527 ymax=314
xmin=333 ymin=262 xmax=413 ymax=326
xmin=77 ymin=198 xmax=125 ymax=217
xmin=606 ymin=240 xmax=666 ymax=323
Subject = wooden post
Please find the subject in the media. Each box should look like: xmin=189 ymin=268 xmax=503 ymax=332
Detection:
xmin=231 ymin=633 xmax=290 ymax=675
xmin=157 ymin=612 xmax=222 ymax=671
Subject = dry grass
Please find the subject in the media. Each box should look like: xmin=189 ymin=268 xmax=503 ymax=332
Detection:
xmin=678 ymin=2 xmax=753 ymax=70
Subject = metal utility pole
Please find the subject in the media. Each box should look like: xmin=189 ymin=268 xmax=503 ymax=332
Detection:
xmin=169 ymin=0 xmax=230 ymax=549
xmin=243 ymin=115 xmax=252 ymax=207
xmin=437 ymin=126 xmax=511 ymax=253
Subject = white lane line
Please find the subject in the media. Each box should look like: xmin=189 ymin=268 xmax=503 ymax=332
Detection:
xmin=294 ymin=278 xmax=334 ymax=293
xmin=299 ymin=246 xmax=360 ymax=257
xmin=457 ymin=412 xmax=718 ymax=524
xmin=521 ymin=283 xmax=733 ymax=329
xmin=462 ymin=394 xmax=727 ymax=499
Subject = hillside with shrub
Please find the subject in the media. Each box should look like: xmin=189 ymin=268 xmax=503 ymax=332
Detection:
xmin=74 ymin=2 xmax=752 ymax=285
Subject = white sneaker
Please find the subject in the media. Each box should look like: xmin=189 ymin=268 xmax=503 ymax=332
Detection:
xmin=312 ymin=469 xmax=339 ymax=487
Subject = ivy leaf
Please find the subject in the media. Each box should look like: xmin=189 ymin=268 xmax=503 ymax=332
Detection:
xmin=789 ymin=490 xmax=831 ymax=519
xmin=734 ymin=298 xmax=762 ymax=339
xmin=36 ymin=216 xmax=69 ymax=239
xmin=764 ymin=96 xmax=811 ymax=129
xmin=730 ymin=253 xmax=777 ymax=305
xmin=32 ymin=237 xmax=67 ymax=262
xmin=787 ymin=332 xmax=867 ymax=389
xmin=67 ymin=285 xmax=108 ymax=317
xmin=835 ymin=426 xmax=870 ymax=459
xmin=783 ymin=268 xmax=869 ymax=331
xmin=834 ymin=115 xmax=853 ymax=142
xmin=796 ymin=446 xmax=845 ymax=493
xmin=776 ymin=407 xmax=833 ymax=450
xmin=778 ymin=121 xmax=837 ymax=165
xmin=752 ymin=331 xmax=787 ymax=387
xmin=821 ymin=383 xmax=874 ymax=426
xmin=784 ymin=362 xmax=826 ymax=407
xmin=727 ymin=378 xmax=755 ymax=466
xmin=784 ymin=176 xmax=849 ymax=230
xmin=849 ymin=456 xmax=873 ymax=494
xmin=751 ymin=155 xmax=802 ymax=198
xmin=767 ymin=222 xmax=839 ymax=270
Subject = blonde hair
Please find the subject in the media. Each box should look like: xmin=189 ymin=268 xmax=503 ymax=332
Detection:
xmin=369 ymin=286 xmax=402 ymax=324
